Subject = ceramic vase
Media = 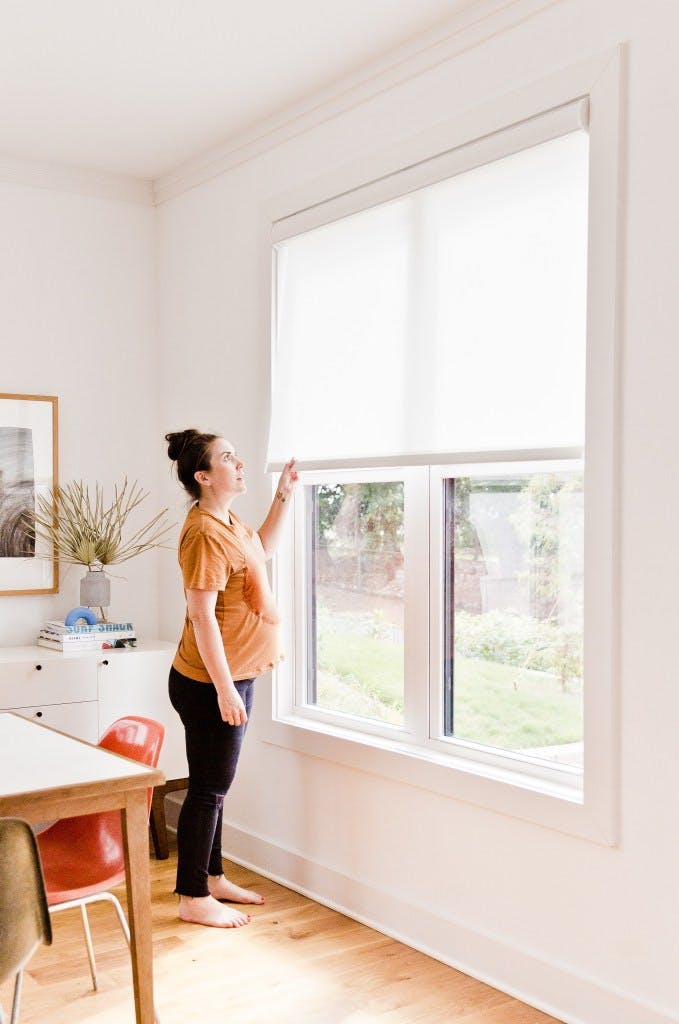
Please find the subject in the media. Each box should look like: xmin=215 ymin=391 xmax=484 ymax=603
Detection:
xmin=79 ymin=562 xmax=111 ymax=617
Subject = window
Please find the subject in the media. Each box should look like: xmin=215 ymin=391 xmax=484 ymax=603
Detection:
xmin=291 ymin=463 xmax=584 ymax=794
xmin=265 ymin=56 xmax=621 ymax=841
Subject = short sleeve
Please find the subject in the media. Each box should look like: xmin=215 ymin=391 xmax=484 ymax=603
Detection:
xmin=179 ymin=529 xmax=232 ymax=591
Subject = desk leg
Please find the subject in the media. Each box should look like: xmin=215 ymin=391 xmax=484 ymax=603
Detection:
xmin=121 ymin=791 xmax=155 ymax=1024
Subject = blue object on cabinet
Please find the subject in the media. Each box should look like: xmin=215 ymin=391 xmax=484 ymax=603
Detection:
xmin=64 ymin=606 xmax=99 ymax=627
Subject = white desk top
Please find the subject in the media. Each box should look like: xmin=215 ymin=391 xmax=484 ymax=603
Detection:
xmin=0 ymin=712 xmax=153 ymax=798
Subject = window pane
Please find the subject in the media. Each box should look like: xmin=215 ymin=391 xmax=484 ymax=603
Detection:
xmin=444 ymin=473 xmax=583 ymax=766
xmin=307 ymin=482 xmax=404 ymax=726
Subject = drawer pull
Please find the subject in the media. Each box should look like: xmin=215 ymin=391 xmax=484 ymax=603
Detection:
xmin=101 ymin=659 xmax=109 ymax=667
xmin=35 ymin=664 xmax=42 ymax=671
xmin=35 ymin=711 xmax=43 ymax=718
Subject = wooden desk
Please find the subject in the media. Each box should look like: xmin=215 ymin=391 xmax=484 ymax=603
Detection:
xmin=0 ymin=712 xmax=164 ymax=1024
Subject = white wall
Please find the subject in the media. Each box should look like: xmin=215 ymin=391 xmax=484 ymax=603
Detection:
xmin=0 ymin=182 xmax=160 ymax=644
xmin=153 ymin=2 xmax=679 ymax=1021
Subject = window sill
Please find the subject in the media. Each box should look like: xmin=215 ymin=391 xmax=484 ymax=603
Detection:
xmin=262 ymin=710 xmax=615 ymax=845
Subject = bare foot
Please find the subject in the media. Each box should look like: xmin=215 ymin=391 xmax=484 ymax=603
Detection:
xmin=208 ymin=873 xmax=265 ymax=905
xmin=178 ymin=894 xmax=250 ymax=928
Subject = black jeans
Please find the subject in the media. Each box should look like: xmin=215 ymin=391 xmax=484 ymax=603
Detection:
xmin=169 ymin=666 xmax=255 ymax=897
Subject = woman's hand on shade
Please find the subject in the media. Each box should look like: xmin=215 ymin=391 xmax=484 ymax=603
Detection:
xmin=276 ymin=458 xmax=299 ymax=502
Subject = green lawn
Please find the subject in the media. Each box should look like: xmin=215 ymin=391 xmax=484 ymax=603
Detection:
xmin=317 ymin=628 xmax=582 ymax=751
xmin=453 ymin=656 xmax=582 ymax=750
xmin=319 ymin=631 xmax=403 ymax=708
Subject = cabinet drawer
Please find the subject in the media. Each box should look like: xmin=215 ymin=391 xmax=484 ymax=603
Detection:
xmin=13 ymin=702 xmax=99 ymax=744
xmin=0 ymin=657 xmax=97 ymax=708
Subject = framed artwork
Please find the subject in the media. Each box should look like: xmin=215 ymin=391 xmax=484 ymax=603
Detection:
xmin=0 ymin=394 xmax=58 ymax=595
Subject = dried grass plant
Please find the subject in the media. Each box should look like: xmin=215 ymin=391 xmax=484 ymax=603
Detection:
xmin=27 ymin=478 xmax=172 ymax=568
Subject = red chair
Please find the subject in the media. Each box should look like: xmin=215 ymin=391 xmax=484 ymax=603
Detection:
xmin=36 ymin=717 xmax=164 ymax=1001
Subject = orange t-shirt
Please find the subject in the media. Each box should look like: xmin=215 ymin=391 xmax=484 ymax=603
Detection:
xmin=172 ymin=505 xmax=283 ymax=683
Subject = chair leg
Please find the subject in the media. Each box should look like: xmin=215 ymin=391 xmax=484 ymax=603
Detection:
xmin=150 ymin=788 xmax=169 ymax=860
xmin=106 ymin=892 xmax=131 ymax=945
xmin=10 ymin=971 xmax=23 ymax=1024
xmin=79 ymin=903 xmax=99 ymax=991
xmin=50 ymin=895 xmax=162 ymax=1024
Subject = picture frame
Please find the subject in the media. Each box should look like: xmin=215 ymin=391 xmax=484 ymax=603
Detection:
xmin=0 ymin=394 xmax=58 ymax=595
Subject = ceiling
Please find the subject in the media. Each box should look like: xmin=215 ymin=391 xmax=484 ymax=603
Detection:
xmin=0 ymin=0 xmax=478 ymax=181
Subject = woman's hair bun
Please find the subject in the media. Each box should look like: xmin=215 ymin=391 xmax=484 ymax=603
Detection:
xmin=165 ymin=428 xmax=219 ymax=500
xmin=165 ymin=429 xmax=200 ymax=462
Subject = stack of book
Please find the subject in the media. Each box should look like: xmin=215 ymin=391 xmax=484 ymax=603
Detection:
xmin=37 ymin=620 xmax=137 ymax=652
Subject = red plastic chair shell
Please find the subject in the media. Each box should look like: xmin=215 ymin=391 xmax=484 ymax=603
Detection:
xmin=37 ymin=716 xmax=164 ymax=905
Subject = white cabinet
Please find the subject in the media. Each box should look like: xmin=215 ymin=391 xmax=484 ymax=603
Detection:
xmin=0 ymin=642 xmax=186 ymax=779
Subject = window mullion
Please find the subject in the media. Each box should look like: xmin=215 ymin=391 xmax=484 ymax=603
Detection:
xmin=428 ymin=467 xmax=446 ymax=746
xmin=402 ymin=467 xmax=430 ymax=742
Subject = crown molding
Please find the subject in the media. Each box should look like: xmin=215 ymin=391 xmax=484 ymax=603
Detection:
xmin=153 ymin=0 xmax=564 ymax=205
xmin=0 ymin=153 xmax=154 ymax=205
xmin=0 ymin=0 xmax=563 ymax=206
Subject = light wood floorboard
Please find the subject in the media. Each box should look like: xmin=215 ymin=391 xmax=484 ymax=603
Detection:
xmin=1 ymin=836 xmax=564 ymax=1023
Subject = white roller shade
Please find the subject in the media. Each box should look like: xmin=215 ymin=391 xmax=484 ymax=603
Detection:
xmin=268 ymin=101 xmax=589 ymax=470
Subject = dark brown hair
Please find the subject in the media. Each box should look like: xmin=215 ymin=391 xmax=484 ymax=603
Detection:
xmin=165 ymin=429 xmax=219 ymax=501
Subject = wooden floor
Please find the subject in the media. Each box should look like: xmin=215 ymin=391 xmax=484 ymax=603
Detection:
xmin=2 ymin=837 xmax=563 ymax=1024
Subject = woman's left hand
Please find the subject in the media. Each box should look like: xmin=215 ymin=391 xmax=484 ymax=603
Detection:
xmin=276 ymin=458 xmax=298 ymax=504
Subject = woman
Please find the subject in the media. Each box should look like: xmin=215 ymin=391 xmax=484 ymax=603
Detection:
xmin=165 ymin=428 xmax=297 ymax=928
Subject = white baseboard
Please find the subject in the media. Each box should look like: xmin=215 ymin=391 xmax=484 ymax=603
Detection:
xmin=162 ymin=796 xmax=677 ymax=1024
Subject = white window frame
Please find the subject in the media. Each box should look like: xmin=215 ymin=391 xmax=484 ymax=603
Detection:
xmin=261 ymin=49 xmax=622 ymax=845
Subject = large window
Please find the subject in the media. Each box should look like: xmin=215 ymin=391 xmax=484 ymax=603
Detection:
xmin=266 ymin=63 xmax=621 ymax=838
